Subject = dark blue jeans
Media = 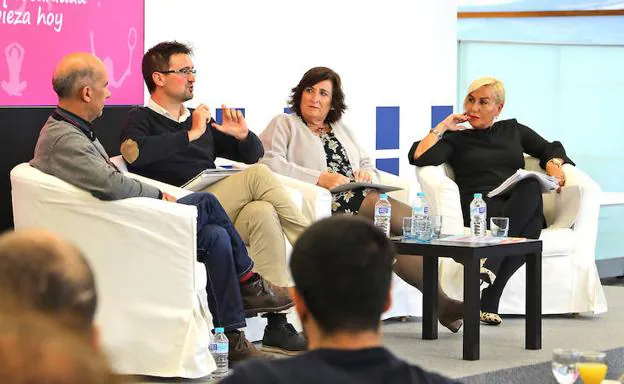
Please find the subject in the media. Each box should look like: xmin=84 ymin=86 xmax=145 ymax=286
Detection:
xmin=178 ymin=192 xmax=254 ymax=332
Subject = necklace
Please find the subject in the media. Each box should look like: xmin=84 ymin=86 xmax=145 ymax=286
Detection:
xmin=308 ymin=123 xmax=330 ymax=136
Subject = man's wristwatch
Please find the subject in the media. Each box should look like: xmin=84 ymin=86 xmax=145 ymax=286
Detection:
xmin=430 ymin=128 xmax=444 ymax=140
xmin=548 ymin=158 xmax=564 ymax=167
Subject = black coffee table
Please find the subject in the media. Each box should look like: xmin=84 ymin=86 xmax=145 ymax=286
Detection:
xmin=392 ymin=236 xmax=543 ymax=360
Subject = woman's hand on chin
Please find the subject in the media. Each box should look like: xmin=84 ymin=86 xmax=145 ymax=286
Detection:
xmin=317 ymin=171 xmax=350 ymax=190
xmin=438 ymin=113 xmax=470 ymax=132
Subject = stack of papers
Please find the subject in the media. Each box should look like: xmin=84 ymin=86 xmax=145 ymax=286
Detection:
xmin=181 ymin=168 xmax=240 ymax=192
xmin=487 ymin=169 xmax=558 ymax=198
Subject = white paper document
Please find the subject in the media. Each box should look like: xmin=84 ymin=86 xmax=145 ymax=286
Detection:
xmin=330 ymin=182 xmax=403 ymax=194
xmin=181 ymin=168 xmax=241 ymax=192
xmin=487 ymin=169 xmax=558 ymax=198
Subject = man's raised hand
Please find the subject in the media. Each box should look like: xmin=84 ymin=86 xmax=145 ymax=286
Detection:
xmin=211 ymin=104 xmax=249 ymax=140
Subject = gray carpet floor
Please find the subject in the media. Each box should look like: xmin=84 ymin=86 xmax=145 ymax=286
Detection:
xmin=384 ymin=285 xmax=624 ymax=380
xmin=138 ymin=284 xmax=624 ymax=383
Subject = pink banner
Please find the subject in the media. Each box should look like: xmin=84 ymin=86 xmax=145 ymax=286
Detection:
xmin=0 ymin=0 xmax=144 ymax=106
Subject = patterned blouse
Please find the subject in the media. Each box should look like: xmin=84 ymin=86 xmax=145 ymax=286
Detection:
xmin=320 ymin=131 xmax=370 ymax=215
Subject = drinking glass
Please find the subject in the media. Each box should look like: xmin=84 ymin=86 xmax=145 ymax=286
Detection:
xmin=490 ymin=217 xmax=509 ymax=237
xmin=577 ymin=351 xmax=607 ymax=384
xmin=430 ymin=215 xmax=443 ymax=239
xmin=552 ymin=349 xmax=580 ymax=384
xmin=402 ymin=217 xmax=415 ymax=240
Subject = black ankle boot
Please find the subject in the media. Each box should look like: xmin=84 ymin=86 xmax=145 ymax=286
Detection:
xmin=261 ymin=313 xmax=307 ymax=356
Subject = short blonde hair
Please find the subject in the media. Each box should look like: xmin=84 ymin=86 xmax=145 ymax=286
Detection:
xmin=465 ymin=77 xmax=505 ymax=105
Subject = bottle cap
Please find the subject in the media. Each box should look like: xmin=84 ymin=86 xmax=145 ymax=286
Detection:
xmin=417 ymin=192 xmax=425 ymax=197
xmin=215 ymin=327 xmax=224 ymax=333
xmin=380 ymin=193 xmax=388 ymax=199
xmin=474 ymin=193 xmax=482 ymax=198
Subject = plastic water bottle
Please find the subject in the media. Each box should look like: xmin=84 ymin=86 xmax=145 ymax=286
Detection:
xmin=374 ymin=194 xmax=392 ymax=237
xmin=412 ymin=192 xmax=431 ymax=243
xmin=470 ymin=193 xmax=487 ymax=237
xmin=209 ymin=327 xmax=229 ymax=380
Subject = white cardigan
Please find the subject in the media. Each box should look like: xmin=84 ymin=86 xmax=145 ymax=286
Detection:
xmin=259 ymin=113 xmax=379 ymax=185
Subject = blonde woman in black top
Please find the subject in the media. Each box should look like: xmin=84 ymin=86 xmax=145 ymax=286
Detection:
xmin=409 ymin=77 xmax=572 ymax=325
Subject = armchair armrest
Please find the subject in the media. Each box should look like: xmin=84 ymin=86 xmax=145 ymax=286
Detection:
xmin=378 ymin=171 xmax=410 ymax=204
xmin=227 ymin=159 xmax=331 ymax=222
xmin=125 ymin=172 xmax=192 ymax=200
xmin=543 ymin=185 xmax=581 ymax=229
xmin=415 ymin=165 xmax=464 ymax=235
xmin=561 ymin=164 xmax=602 ymax=266
xmin=109 ymin=155 xmax=192 ymax=199
xmin=274 ymin=173 xmax=332 ymax=222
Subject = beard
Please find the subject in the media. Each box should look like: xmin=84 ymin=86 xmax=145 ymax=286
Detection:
xmin=181 ymin=88 xmax=194 ymax=102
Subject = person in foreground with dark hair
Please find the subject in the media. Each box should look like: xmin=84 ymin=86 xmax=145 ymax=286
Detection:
xmin=259 ymin=66 xmax=463 ymax=333
xmin=221 ymin=216 xmax=463 ymax=384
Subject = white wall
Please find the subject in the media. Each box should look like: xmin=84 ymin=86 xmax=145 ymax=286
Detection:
xmin=145 ymin=0 xmax=457 ymax=183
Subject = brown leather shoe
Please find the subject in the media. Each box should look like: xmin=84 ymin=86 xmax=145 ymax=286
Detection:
xmin=240 ymin=274 xmax=293 ymax=317
xmin=226 ymin=330 xmax=274 ymax=367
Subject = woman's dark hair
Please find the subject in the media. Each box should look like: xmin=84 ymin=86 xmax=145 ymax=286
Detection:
xmin=288 ymin=66 xmax=347 ymax=124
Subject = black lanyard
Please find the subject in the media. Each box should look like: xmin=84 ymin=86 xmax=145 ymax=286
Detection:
xmin=51 ymin=108 xmax=120 ymax=172
xmin=52 ymin=109 xmax=97 ymax=141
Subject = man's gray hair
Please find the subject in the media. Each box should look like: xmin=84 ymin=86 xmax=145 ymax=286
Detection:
xmin=52 ymin=66 xmax=96 ymax=99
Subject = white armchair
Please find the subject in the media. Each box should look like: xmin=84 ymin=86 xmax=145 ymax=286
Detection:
xmin=110 ymin=156 xmax=314 ymax=341
xmin=416 ymin=156 xmax=608 ymax=315
xmin=269 ymin=167 xmax=426 ymax=320
xmin=10 ymin=163 xmax=214 ymax=378
xmin=11 ymin=160 xmax=312 ymax=377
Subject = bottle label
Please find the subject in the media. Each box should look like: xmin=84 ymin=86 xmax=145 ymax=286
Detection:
xmin=412 ymin=205 xmax=429 ymax=216
xmin=376 ymin=207 xmax=390 ymax=215
xmin=471 ymin=207 xmax=486 ymax=215
xmin=209 ymin=342 xmax=229 ymax=353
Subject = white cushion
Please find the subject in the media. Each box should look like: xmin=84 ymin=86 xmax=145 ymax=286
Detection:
xmin=540 ymin=227 xmax=575 ymax=257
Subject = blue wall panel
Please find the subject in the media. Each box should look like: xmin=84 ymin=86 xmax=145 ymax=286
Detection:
xmin=376 ymin=158 xmax=400 ymax=176
xmin=376 ymin=106 xmax=400 ymax=150
xmin=431 ymin=105 xmax=453 ymax=129
xmin=215 ymin=108 xmax=246 ymax=124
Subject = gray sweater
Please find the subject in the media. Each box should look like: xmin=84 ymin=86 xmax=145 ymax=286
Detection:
xmin=31 ymin=116 xmax=161 ymax=200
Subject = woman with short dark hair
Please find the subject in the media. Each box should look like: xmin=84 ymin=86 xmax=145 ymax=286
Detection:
xmin=260 ymin=67 xmax=463 ymax=333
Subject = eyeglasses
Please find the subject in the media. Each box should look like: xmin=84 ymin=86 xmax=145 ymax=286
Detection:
xmin=158 ymin=67 xmax=197 ymax=77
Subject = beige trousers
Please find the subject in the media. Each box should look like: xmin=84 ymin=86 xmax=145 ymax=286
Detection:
xmin=204 ymin=164 xmax=309 ymax=286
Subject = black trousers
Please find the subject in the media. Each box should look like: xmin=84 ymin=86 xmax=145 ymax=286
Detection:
xmin=461 ymin=178 xmax=544 ymax=313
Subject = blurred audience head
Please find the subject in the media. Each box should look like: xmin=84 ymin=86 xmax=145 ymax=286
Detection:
xmin=289 ymin=216 xmax=395 ymax=339
xmin=0 ymin=229 xmax=98 ymax=344
xmin=0 ymin=310 xmax=118 ymax=384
